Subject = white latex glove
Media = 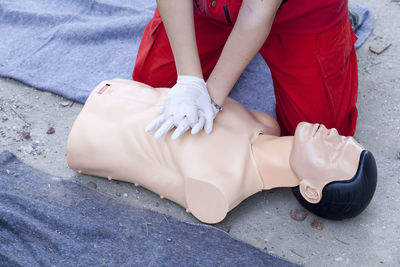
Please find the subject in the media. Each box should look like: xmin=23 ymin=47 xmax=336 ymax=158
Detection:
xmin=171 ymin=106 xmax=219 ymax=140
xmin=145 ymin=75 xmax=218 ymax=140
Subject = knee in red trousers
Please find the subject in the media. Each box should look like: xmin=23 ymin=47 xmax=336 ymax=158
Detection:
xmin=260 ymin=12 xmax=358 ymax=136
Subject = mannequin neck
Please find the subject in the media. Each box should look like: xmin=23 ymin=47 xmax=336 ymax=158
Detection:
xmin=252 ymin=134 xmax=299 ymax=189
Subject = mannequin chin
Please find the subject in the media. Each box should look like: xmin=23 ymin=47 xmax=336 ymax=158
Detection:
xmin=67 ymin=79 xmax=377 ymax=223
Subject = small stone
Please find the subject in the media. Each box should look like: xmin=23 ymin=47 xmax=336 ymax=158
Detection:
xmin=86 ymin=181 xmax=97 ymax=189
xmin=60 ymin=101 xmax=71 ymax=107
xmin=290 ymin=209 xmax=308 ymax=221
xmin=22 ymin=131 xmax=31 ymax=140
xmin=46 ymin=127 xmax=55 ymax=134
xmin=48 ymin=248 xmax=53 ymax=253
xmin=22 ymin=145 xmax=33 ymax=154
xmin=1 ymin=116 xmax=7 ymax=121
xmin=13 ymin=173 xmax=19 ymax=177
xmin=123 ymin=193 xmax=128 ymax=198
xmin=6 ymin=169 xmax=11 ymax=175
xmin=116 ymin=192 xmax=121 ymax=197
xmin=310 ymin=219 xmax=324 ymax=230
xmin=167 ymin=238 xmax=172 ymax=242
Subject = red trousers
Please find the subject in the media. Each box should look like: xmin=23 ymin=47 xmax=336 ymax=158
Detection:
xmin=133 ymin=8 xmax=358 ymax=136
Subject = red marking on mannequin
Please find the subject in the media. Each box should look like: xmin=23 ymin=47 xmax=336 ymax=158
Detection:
xmin=98 ymin=84 xmax=110 ymax=94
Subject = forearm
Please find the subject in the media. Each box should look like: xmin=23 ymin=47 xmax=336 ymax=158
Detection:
xmin=156 ymin=0 xmax=203 ymax=78
xmin=207 ymin=0 xmax=282 ymax=105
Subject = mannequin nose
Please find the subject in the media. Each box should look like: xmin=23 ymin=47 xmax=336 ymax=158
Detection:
xmin=326 ymin=128 xmax=339 ymax=137
xmin=325 ymin=128 xmax=343 ymax=144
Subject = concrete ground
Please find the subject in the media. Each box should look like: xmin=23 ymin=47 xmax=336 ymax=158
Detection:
xmin=1 ymin=0 xmax=399 ymax=266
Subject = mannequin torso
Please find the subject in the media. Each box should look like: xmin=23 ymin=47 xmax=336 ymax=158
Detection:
xmin=67 ymin=79 xmax=364 ymax=223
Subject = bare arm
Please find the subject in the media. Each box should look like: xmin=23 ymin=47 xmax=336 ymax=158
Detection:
xmin=148 ymin=0 xmax=282 ymax=139
xmin=156 ymin=0 xmax=203 ymax=78
xmin=207 ymin=0 xmax=282 ymax=106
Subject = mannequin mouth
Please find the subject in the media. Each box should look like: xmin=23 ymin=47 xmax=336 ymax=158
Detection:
xmin=312 ymin=124 xmax=321 ymax=137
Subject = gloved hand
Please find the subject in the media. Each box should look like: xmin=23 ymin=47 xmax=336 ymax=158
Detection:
xmin=145 ymin=75 xmax=219 ymax=140
xmin=170 ymin=106 xmax=219 ymax=139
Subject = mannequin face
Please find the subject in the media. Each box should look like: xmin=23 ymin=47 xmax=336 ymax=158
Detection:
xmin=290 ymin=122 xmax=364 ymax=203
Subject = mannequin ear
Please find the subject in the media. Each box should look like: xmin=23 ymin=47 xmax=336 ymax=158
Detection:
xmin=299 ymin=180 xmax=322 ymax=204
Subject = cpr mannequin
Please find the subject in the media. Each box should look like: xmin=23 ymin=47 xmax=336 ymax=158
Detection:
xmin=66 ymin=79 xmax=377 ymax=224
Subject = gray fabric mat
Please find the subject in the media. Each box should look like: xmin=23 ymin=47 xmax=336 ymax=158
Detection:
xmin=349 ymin=2 xmax=374 ymax=48
xmin=0 ymin=150 xmax=298 ymax=266
xmin=0 ymin=1 xmax=373 ymax=118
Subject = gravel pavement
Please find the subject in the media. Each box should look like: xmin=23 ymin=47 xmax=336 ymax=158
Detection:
xmin=1 ymin=0 xmax=399 ymax=266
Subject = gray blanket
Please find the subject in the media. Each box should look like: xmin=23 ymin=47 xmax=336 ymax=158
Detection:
xmin=0 ymin=1 xmax=373 ymax=118
xmin=0 ymin=150 xmax=298 ymax=266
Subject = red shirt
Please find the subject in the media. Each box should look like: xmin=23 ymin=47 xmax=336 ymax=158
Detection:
xmin=195 ymin=0 xmax=348 ymax=34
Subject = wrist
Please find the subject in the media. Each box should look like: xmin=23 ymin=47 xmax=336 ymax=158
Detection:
xmin=206 ymin=87 xmax=226 ymax=108
xmin=211 ymin=98 xmax=224 ymax=112
xmin=177 ymin=69 xmax=203 ymax=81
xmin=206 ymin=76 xmax=229 ymax=108
xmin=177 ymin=75 xmax=205 ymax=83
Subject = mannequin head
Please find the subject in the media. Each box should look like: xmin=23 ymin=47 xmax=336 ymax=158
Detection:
xmin=290 ymin=122 xmax=377 ymax=220
xmin=290 ymin=122 xmax=364 ymax=203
